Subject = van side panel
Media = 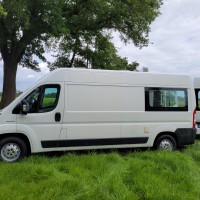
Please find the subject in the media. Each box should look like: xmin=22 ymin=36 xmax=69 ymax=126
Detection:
xmin=60 ymin=83 xmax=121 ymax=146
xmin=59 ymin=79 xmax=195 ymax=150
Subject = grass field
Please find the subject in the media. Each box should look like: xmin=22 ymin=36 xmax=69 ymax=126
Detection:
xmin=42 ymin=97 xmax=56 ymax=107
xmin=0 ymin=143 xmax=200 ymax=200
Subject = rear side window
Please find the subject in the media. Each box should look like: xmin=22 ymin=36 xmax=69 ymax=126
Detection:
xmin=145 ymin=87 xmax=188 ymax=111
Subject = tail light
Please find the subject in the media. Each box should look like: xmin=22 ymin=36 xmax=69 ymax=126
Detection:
xmin=193 ymin=108 xmax=196 ymax=128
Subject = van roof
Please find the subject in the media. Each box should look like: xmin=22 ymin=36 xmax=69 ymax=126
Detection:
xmin=38 ymin=68 xmax=192 ymax=88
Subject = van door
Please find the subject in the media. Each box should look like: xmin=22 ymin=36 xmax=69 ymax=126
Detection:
xmin=58 ymin=83 xmax=122 ymax=149
xmin=16 ymin=83 xmax=64 ymax=151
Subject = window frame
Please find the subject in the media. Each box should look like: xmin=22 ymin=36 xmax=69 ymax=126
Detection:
xmin=38 ymin=85 xmax=60 ymax=113
xmin=12 ymin=84 xmax=61 ymax=114
xmin=145 ymin=87 xmax=188 ymax=112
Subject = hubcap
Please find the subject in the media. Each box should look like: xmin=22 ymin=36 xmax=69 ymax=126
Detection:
xmin=158 ymin=139 xmax=173 ymax=150
xmin=1 ymin=143 xmax=21 ymax=162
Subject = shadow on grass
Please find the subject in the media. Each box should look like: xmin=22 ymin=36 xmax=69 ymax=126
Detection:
xmin=34 ymin=147 xmax=152 ymax=159
xmin=33 ymin=141 xmax=199 ymax=159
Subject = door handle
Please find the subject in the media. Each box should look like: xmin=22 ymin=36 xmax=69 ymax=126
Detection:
xmin=55 ymin=112 xmax=61 ymax=122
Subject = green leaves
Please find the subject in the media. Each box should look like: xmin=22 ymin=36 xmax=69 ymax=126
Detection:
xmin=0 ymin=0 xmax=66 ymax=69
xmin=0 ymin=4 xmax=6 ymax=17
xmin=48 ymin=0 xmax=162 ymax=70
xmin=0 ymin=0 xmax=162 ymax=70
xmin=49 ymin=32 xmax=148 ymax=71
xmin=0 ymin=0 xmax=161 ymax=107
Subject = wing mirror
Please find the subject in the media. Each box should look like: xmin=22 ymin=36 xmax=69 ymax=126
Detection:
xmin=21 ymin=100 xmax=29 ymax=115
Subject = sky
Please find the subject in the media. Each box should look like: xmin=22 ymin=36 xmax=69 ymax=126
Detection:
xmin=1 ymin=0 xmax=200 ymax=91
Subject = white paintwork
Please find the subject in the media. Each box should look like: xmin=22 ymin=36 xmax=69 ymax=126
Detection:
xmin=0 ymin=68 xmax=196 ymax=153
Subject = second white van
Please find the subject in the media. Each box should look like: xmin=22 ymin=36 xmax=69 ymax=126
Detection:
xmin=193 ymin=77 xmax=200 ymax=138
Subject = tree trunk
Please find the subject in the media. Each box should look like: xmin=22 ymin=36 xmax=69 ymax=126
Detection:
xmin=0 ymin=59 xmax=18 ymax=109
xmin=69 ymin=51 xmax=76 ymax=67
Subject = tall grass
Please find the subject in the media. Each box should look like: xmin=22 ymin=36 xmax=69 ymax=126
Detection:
xmin=1 ymin=144 xmax=200 ymax=200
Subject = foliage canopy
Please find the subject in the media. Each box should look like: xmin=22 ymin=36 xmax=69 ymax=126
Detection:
xmin=0 ymin=4 xmax=6 ymax=16
xmin=0 ymin=0 xmax=162 ymax=108
xmin=49 ymin=0 xmax=162 ymax=69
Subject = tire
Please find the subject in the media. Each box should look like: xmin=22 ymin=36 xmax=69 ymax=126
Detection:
xmin=0 ymin=137 xmax=28 ymax=163
xmin=155 ymin=135 xmax=177 ymax=151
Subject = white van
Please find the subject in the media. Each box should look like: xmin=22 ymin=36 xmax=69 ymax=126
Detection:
xmin=0 ymin=68 xmax=196 ymax=162
xmin=193 ymin=77 xmax=200 ymax=138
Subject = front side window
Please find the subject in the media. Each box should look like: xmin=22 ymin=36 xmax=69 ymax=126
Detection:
xmin=40 ymin=87 xmax=59 ymax=111
xmin=145 ymin=87 xmax=188 ymax=111
xmin=25 ymin=88 xmax=40 ymax=113
xmin=24 ymin=84 xmax=60 ymax=113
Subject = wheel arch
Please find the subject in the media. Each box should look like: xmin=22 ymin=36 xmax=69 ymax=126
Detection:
xmin=153 ymin=131 xmax=178 ymax=148
xmin=0 ymin=133 xmax=31 ymax=155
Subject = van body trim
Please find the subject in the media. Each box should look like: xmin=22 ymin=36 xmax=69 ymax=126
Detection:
xmin=175 ymin=128 xmax=196 ymax=145
xmin=41 ymin=137 xmax=149 ymax=148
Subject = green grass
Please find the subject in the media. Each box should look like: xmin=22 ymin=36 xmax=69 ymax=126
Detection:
xmin=42 ymin=97 xmax=56 ymax=107
xmin=1 ymin=144 xmax=200 ymax=200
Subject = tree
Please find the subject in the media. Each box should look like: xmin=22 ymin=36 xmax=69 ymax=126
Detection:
xmin=49 ymin=33 xmax=130 ymax=70
xmin=0 ymin=0 xmax=162 ymax=108
xmin=49 ymin=33 xmax=149 ymax=72
xmin=126 ymin=61 xmax=140 ymax=71
xmin=0 ymin=5 xmax=6 ymax=16
xmin=142 ymin=66 xmax=149 ymax=72
xmin=48 ymin=0 xmax=162 ymax=69
xmin=0 ymin=0 xmax=66 ymax=108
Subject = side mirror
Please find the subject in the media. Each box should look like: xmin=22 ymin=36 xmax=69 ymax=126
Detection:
xmin=21 ymin=100 xmax=29 ymax=115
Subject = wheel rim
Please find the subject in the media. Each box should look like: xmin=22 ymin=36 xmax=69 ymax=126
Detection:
xmin=158 ymin=139 xmax=173 ymax=150
xmin=1 ymin=143 xmax=21 ymax=162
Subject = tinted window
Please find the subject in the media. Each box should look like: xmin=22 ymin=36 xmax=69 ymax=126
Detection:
xmin=40 ymin=88 xmax=59 ymax=111
xmin=24 ymin=88 xmax=40 ymax=113
xmin=145 ymin=87 xmax=188 ymax=111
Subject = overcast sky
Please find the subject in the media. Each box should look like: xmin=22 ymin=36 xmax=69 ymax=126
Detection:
xmin=1 ymin=0 xmax=200 ymax=91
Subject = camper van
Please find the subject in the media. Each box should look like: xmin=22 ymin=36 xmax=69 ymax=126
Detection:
xmin=0 ymin=68 xmax=196 ymax=162
xmin=194 ymin=77 xmax=200 ymax=138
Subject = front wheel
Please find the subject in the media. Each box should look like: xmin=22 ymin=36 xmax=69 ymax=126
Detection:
xmin=0 ymin=137 xmax=28 ymax=163
xmin=155 ymin=135 xmax=177 ymax=151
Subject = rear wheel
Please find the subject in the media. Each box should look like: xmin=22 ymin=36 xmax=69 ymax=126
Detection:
xmin=0 ymin=137 xmax=28 ymax=163
xmin=155 ymin=135 xmax=177 ymax=150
